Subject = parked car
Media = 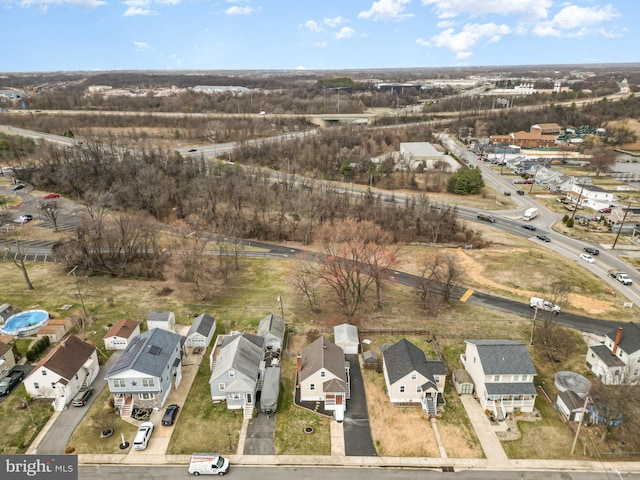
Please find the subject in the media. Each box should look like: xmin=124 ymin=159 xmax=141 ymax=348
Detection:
xmin=43 ymin=193 xmax=60 ymax=199
xmin=0 ymin=370 xmax=24 ymax=396
xmin=536 ymin=234 xmax=550 ymax=242
xmin=580 ymin=253 xmax=595 ymax=264
xmin=133 ymin=422 xmax=154 ymax=450
xmin=71 ymin=388 xmax=94 ymax=407
xmin=599 ymin=208 xmax=612 ymax=214
xmin=523 ymin=180 xmax=533 ymax=184
xmin=162 ymin=404 xmax=180 ymax=426
xmin=522 ymin=224 xmax=537 ymax=231
xmin=12 ymin=183 xmax=25 ymax=191
xmin=14 ymin=214 xmax=33 ymax=224
xmin=516 ymin=190 xmax=525 ymax=195
xmin=583 ymin=247 xmax=600 ymax=255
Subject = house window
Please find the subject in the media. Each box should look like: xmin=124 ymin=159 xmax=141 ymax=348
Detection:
xmin=142 ymin=379 xmax=155 ymax=388
xmin=310 ymin=384 xmax=315 ymax=391
xmin=228 ymin=370 xmax=235 ymax=378
xmin=434 ymin=376 xmax=440 ymax=383
xmin=634 ymin=370 xmax=640 ymax=376
xmin=320 ymin=371 xmax=326 ymax=378
xmin=42 ymin=370 xmax=47 ymax=376
xmin=411 ymin=373 xmax=417 ymax=380
xmin=139 ymin=393 xmax=155 ymax=400
xmin=400 ymin=386 xmax=405 ymax=393
xmin=416 ymin=386 xmax=422 ymax=393
xmin=229 ymin=393 xmax=244 ymax=400
xmin=51 ymin=383 xmax=56 ymax=389
xmin=219 ymin=383 xmax=225 ymax=391
xmin=493 ymin=375 xmax=500 ymax=382
xmin=113 ymin=379 xmax=125 ymax=388
xmin=75 ymin=373 xmax=79 ymax=380
xmin=34 ymin=382 xmax=39 ymax=389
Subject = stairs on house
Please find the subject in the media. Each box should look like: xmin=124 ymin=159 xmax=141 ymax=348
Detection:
xmin=243 ymin=404 xmax=254 ymax=419
xmin=424 ymin=396 xmax=437 ymax=418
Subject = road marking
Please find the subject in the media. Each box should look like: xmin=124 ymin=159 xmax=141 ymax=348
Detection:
xmin=460 ymin=289 xmax=474 ymax=302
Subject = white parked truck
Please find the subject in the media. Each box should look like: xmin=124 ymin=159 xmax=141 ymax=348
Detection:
xmin=530 ymin=296 xmax=560 ymax=314
xmin=188 ymin=453 xmax=230 ymax=476
xmin=608 ymin=269 xmax=633 ymax=285
xmin=523 ymin=208 xmax=539 ymax=221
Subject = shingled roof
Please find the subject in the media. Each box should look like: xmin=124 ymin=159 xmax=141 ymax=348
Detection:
xmin=466 ymin=340 xmax=537 ymax=375
xmin=105 ymin=319 xmax=139 ymax=339
xmin=382 ymin=338 xmax=446 ymax=385
xmin=300 ymin=336 xmax=346 ymax=383
xmin=31 ymin=335 xmax=95 ymax=382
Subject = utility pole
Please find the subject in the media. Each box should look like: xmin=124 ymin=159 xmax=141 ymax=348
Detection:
xmin=612 ymin=201 xmax=633 ymax=250
xmin=570 ymin=394 xmax=590 ymax=454
xmin=277 ymin=295 xmax=284 ymax=319
xmin=529 ymin=306 xmax=538 ymax=346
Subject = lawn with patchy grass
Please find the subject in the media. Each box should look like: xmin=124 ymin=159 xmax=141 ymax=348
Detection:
xmin=0 ymin=385 xmax=53 ymax=454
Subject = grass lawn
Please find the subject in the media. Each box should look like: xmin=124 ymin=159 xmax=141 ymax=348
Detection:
xmin=0 ymin=385 xmax=53 ymax=454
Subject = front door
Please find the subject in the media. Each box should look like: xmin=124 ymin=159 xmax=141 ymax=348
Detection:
xmin=247 ymin=393 xmax=252 ymax=404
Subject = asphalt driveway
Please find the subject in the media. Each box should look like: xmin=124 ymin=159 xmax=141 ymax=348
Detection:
xmin=343 ymin=354 xmax=376 ymax=456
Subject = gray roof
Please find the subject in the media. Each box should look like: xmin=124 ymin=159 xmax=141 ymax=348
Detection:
xmin=300 ymin=337 xmax=346 ymax=383
xmin=604 ymin=323 xmax=640 ymax=356
xmin=188 ymin=313 xmax=216 ymax=338
xmin=147 ymin=311 xmax=173 ymax=323
xmin=486 ymin=382 xmax=537 ymax=396
xmin=382 ymin=338 xmax=446 ymax=385
xmin=256 ymin=314 xmax=286 ymax=340
xmin=213 ymin=334 xmax=263 ymax=380
xmin=589 ymin=344 xmax=626 ymax=368
xmin=334 ymin=323 xmax=358 ymax=346
xmin=558 ymin=390 xmax=584 ymax=411
xmin=221 ymin=332 xmax=264 ymax=350
xmin=467 ymin=340 xmax=537 ymax=375
xmin=106 ymin=328 xmax=182 ymax=378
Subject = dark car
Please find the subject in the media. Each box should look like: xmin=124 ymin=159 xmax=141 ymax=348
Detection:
xmin=162 ymin=404 xmax=180 ymax=426
xmin=71 ymin=388 xmax=94 ymax=407
xmin=188 ymin=148 xmax=197 ymax=152
xmin=536 ymin=234 xmax=551 ymax=242
xmin=0 ymin=370 xmax=24 ymax=396
xmin=12 ymin=183 xmax=25 ymax=191
xmin=516 ymin=190 xmax=525 ymax=195
xmin=584 ymin=247 xmax=600 ymax=255
xmin=503 ymin=191 xmax=511 ymax=196
xmin=522 ymin=224 xmax=537 ymax=231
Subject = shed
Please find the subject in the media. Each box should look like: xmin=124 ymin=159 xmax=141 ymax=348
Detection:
xmin=334 ymin=323 xmax=359 ymax=355
xmin=363 ymin=350 xmax=380 ymax=370
xmin=103 ymin=319 xmax=140 ymax=350
xmin=147 ymin=311 xmax=175 ymax=332
xmin=452 ymin=368 xmax=474 ymax=395
xmin=185 ymin=314 xmax=216 ymax=349
xmin=556 ymin=390 xmax=587 ymax=423
xmin=0 ymin=304 xmax=14 ymax=324
xmin=260 ymin=365 xmax=281 ymax=416
xmin=256 ymin=314 xmax=286 ymax=352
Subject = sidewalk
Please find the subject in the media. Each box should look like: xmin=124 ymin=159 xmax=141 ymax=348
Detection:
xmin=459 ymin=394 xmax=508 ymax=464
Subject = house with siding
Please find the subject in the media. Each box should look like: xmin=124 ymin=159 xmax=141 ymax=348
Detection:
xmin=104 ymin=319 xmax=140 ymax=351
xmin=105 ymin=328 xmax=184 ymax=417
xmin=0 ymin=341 xmax=16 ymax=380
xmin=146 ymin=311 xmax=176 ymax=332
xmin=185 ymin=313 xmax=216 ymax=349
xmin=381 ymin=338 xmax=446 ymax=417
xmin=23 ymin=335 xmax=99 ymax=411
xmin=209 ymin=332 xmax=264 ymax=413
xmin=256 ymin=314 xmax=286 ymax=352
xmin=461 ymin=340 xmax=537 ymax=419
xmin=297 ymin=336 xmax=350 ymax=421
xmin=586 ymin=324 xmax=640 ymax=385
xmin=334 ymin=323 xmax=359 ymax=355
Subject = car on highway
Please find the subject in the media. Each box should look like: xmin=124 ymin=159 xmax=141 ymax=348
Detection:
xmin=580 ymin=253 xmax=595 ymax=264
xmin=536 ymin=234 xmax=550 ymax=242
xmin=43 ymin=193 xmax=60 ymax=199
xmin=522 ymin=224 xmax=537 ymax=231
xmin=516 ymin=190 xmax=525 ymax=195
xmin=12 ymin=183 xmax=25 ymax=191
xmin=0 ymin=370 xmax=24 ymax=396
xmin=583 ymin=247 xmax=600 ymax=255
xmin=161 ymin=404 xmax=180 ymax=426
xmin=71 ymin=388 xmax=94 ymax=407
xmin=14 ymin=214 xmax=33 ymax=224
xmin=188 ymin=148 xmax=197 ymax=152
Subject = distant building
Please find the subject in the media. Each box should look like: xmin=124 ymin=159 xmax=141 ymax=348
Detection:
xmin=192 ymin=86 xmax=251 ymax=94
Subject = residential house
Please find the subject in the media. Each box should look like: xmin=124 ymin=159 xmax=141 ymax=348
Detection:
xmin=381 ymin=338 xmax=447 ymax=417
xmin=105 ymin=328 xmax=184 ymax=417
xmin=610 ymin=206 xmax=640 ymax=225
xmin=209 ymin=332 xmax=264 ymax=413
xmin=567 ymin=183 xmax=615 ymax=211
xmin=185 ymin=313 xmax=216 ymax=349
xmin=104 ymin=319 xmax=141 ymax=351
xmin=297 ymin=336 xmax=350 ymax=421
xmin=146 ymin=311 xmax=175 ymax=332
xmin=556 ymin=390 xmax=588 ymax=423
xmin=0 ymin=340 xmax=16 ymax=379
xmin=256 ymin=314 xmax=286 ymax=352
xmin=461 ymin=340 xmax=538 ymax=418
xmin=334 ymin=323 xmax=359 ymax=355
xmin=23 ymin=335 xmax=99 ymax=411
xmin=586 ymin=325 xmax=640 ymax=385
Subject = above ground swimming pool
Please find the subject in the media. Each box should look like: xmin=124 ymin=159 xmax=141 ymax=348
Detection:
xmin=0 ymin=309 xmax=49 ymax=336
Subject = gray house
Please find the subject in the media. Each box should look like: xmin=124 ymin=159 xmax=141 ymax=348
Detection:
xmin=209 ymin=332 xmax=265 ymax=413
xmin=105 ymin=328 xmax=184 ymax=417
xmin=185 ymin=313 xmax=216 ymax=349
xmin=256 ymin=314 xmax=286 ymax=352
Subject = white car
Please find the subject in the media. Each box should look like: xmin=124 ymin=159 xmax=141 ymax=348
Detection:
xmin=14 ymin=215 xmax=33 ymax=224
xmin=580 ymin=253 xmax=595 ymax=264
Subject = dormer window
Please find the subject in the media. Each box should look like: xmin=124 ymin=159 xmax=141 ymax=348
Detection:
xmin=320 ymin=371 xmax=325 ymax=378
xmin=228 ymin=370 xmax=236 ymax=378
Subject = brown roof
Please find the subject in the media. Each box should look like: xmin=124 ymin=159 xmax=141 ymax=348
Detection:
xmin=31 ymin=335 xmax=96 ymax=381
xmin=511 ymin=131 xmax=556 ymax=140
xmin=0 ymin=341 xmax=11 ymax=357
xmin=105 ymin=319 xmax=139 ymax=339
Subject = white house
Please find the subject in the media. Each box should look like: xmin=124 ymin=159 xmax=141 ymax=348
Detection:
xmin=146 ymin=311 xmax=176 ymax=332
xmin=24 ymin=335 xmax=99 ymax=411
xmin=185 ymin=313 xmax=216 ymax=349
xmin=461 ymin=340 xmax=538 ymax=419
xmin=586 ymin=324 xmax=640 ymax=385
xmin=567 ymin=183 xmax=615 ymax=211
xmin=104 ymin=319 xmax=140 ymax=351
xmin=334 ymin=323 xmax=359 ymax=355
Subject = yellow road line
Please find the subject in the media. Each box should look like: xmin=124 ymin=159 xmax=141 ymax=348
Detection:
xmin=460 ymin=289 xmax=474 ymax=302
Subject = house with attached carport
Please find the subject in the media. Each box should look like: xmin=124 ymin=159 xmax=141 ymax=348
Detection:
xmin=24 ymin=335 xmax=99 ymax=411
xmin=209 ymin=332 xmax=265 ymax=415
xmin=586 ymin=324 xmax=640 ymax=385
xmin=185 ymin=313 xmax=216 ymax=349
xmin=104 ymin=319 xmax=140 ymax=351
xmin=381 ymin=338 xmax=446 ymax=417
xmin=256 ymin=313 xmax=285 ymax=352
xmin=461 ymin=340 xmax=538 ymax=419
xmin=296 ymin=336 xmax=350 ymax=421
xmin=105 ymin=327 xmax=184 ymax=417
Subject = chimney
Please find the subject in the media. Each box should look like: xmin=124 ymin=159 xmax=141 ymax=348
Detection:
xmin=612 ymin=327 xmax=623 ymax=356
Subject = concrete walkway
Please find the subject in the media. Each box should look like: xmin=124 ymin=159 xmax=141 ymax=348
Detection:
xmin=459 ymin=394 xmax=509 ymax=464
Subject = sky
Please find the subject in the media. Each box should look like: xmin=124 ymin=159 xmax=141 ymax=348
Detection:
xmin=0 ymin=0 xmax=637 ymax=72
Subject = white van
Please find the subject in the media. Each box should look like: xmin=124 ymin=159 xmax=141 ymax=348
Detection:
xmin=133 ymin=421 xmax=154 ymax=450
xmin=188 ymin=453 xmax=230 ymax=475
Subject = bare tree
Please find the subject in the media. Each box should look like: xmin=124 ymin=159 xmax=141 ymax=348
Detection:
xmin=534 ymin=281 xmax=574 ymax=361
xmin=40 ymin=200 xmax=61 ymax=231
xmin=2 ymin=227 xmax=35 ymax=290
xmin=590 ymin=376 xmax=640 ymax=443
xmin=415 ymin=251 xmax=465 ymax=312
xmin=588 ymin=147 xmax=616 ymax=177
xmin=292 ymin=254 xmax=320 ymax=312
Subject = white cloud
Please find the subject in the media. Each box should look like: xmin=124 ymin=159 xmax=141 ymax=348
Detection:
xmin=436 ymin=20 xmax=454 ymax=28
xmin=315 ymin=41 xmax=328 ymax=48
xmin=123 ymin=6 xmax=156 ymax=16
xmin=303 ymin=20 xmax=323 ymax=33
xmin=134 ymin=41 xmax=150 ymax=51
xmin=224 ymin=5 xmax=255 ymax=15
xmin=421 ymin=0 xmax=551 ymax=21
xmin=358 ymin=0 xmax=413 ymax=21
xmin=532 ymin=4 xmax=619 ymax=37
xmin=420 ymin=22 xmax=511 ymax=58
xmin=335 ymin=26 xmax=356 ymax=39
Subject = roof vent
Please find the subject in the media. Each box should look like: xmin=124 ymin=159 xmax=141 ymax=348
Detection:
xmin=148 ymin=345 xmax=162 ymax=355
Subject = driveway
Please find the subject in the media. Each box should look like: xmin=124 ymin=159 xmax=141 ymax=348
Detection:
xmin=243 ymin=407 xmax=275 ymax=455
xmin=343 ymin=354 xmax=376 ymax=456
